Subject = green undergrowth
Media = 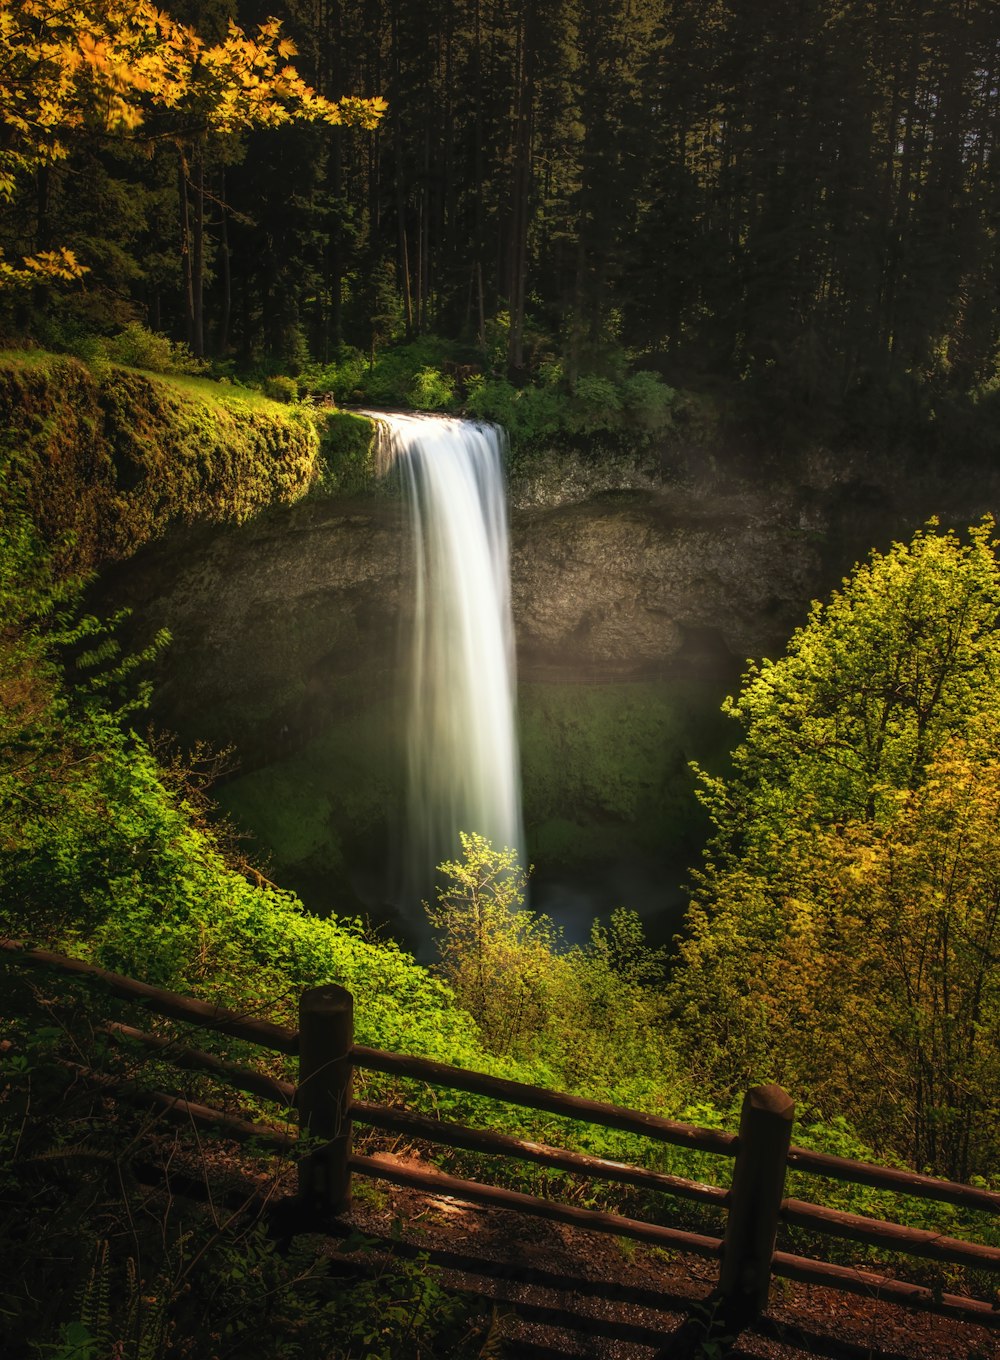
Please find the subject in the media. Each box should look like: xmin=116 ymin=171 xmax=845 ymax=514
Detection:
xmin=1 ymin=546 xmax=995 ymax=1277
xmin=299 ymin=335 xmax=681 ymax=462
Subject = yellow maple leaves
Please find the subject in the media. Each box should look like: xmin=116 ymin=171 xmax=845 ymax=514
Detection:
xmin=1 ymin=0 xmax=385 ymax=173
xmin=0 ymin=0 xmax=386 ymax=284
xmin=0 ymin=246 xmax=86 ymax=287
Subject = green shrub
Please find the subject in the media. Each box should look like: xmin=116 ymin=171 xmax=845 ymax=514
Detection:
xmin=464 ymin=363 xmax=678 ymax=452
xmin=408 ymin=365 xmax=455 ymax=410
xmin=301 ymin=347 xmax=369 ymax=403
xmin=426 ymin=834 xmax=679 ymax=1094
xmin=463 ymin=373 xmax=517 ymax=424
xmin=100 ymin=323 xmax=206 ymax=376
xmin=262 ymin=373 xmax=298 ymax=403
xmin=572 ymin=373 xmax=622 ymax=415
xmin=464 ymin=376 xmax=564 ymax=443
xmin=623 ymin=370 xmax=677 ymax=432
xmin=304 ymin=339 xmax=472 ymax=412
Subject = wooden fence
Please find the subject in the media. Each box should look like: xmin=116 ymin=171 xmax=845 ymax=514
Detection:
xmin=2 ymin=941 xmax=998 ymax=1336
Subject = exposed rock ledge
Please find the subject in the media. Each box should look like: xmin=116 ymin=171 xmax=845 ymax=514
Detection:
xmin=103 ymin=441 xmax=1000 ymax=752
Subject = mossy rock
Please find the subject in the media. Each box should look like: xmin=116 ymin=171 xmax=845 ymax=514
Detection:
xmin=314 ymin=410 xmax=379 ymax=496
xmin=0 ymin=351 xmax=320 ymax=575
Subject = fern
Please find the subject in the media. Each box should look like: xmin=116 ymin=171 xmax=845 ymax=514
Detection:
xmin=478 ymin=1305 xmax=511 ymax=1358
xmin=78 ymin=1241 xmax=112 ymax=1356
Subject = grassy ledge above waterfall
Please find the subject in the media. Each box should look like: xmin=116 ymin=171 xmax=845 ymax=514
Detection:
xmin=0 ymin=350 xmax=321 ymax=575
xmin=0 ymin=339 xmax=711 ymax=530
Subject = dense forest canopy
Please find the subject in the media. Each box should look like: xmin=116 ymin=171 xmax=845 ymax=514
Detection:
xmin=1 ymin=0 xmax=998 ymax=444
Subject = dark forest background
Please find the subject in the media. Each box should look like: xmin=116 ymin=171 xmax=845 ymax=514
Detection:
xmin=4 ymin=0 xmax=999 ymax=448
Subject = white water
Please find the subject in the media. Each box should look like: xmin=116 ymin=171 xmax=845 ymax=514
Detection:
xmin=369 ymin=412 xmax=524 ymax=902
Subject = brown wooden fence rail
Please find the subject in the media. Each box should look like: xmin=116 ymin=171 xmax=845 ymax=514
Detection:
xmin=2 ymin=941 xmax=998 ymax=1337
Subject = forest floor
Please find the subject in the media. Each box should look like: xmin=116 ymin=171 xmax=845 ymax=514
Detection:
xmin=328 ymin=1150 xmax=997 ymax=1360
xmin=199 ymin=1143 xmax=996 ymax=1360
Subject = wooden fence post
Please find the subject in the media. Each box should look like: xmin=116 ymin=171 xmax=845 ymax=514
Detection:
xmin=718 ymin=1083 xmax=795 ymax=1329
xmin=296 ymin=984 xmax=354 ymax=1216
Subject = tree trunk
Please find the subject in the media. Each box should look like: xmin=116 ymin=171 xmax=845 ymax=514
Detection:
xmin=178 ymin=155 xmax=194 ymax=350
xmin=507 ymin=0 xmax=535 ymax=374
xmin=192 ymin=142 xmax=206 ymax=358
xmin=219 ymin=166 xmax=232 ymax=357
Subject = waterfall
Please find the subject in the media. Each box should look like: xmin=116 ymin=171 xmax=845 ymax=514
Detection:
xmin=369 ymin=412 xmax=524 ymax=904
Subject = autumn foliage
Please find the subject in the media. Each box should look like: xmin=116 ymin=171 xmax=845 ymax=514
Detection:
xmin=0 ymin=0 xmax=385 ymax=286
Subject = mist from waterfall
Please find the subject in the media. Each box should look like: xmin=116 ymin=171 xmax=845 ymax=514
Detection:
xmin=370 ymin=412 xmax=524 ymax=907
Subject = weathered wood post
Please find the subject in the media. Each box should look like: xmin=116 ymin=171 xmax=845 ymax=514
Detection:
xmin=718 ymin=1083 xmax=795 ymax=1329
xmin=296 ymin=984 xmax=354 ymax=1215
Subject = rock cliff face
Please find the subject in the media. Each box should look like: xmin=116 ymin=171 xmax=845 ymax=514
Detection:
xmin=509 ymin=445 xmax=1000 ymax=681
xmin=102 ymin=442 xmax=1000 ymax=932
xmin=114 ymin=482 xmax=823 ymax=730
xmin=107 ymin=499 xmax=404 ymax=747
xmin=513 ymin=493 xmax=819 ymax=680
xmin=110 ymin=433 xmax=1000 ymax=727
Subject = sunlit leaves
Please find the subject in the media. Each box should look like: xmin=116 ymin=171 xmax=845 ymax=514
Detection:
xmin=0 ymin=0 xmax=385 ymax=284
xmin=673 ymin=520 xmax=1000 ymax=1177
xmin=0 ymin=245 xmax=87 ymax=288
xmin=0 ymin=0 xmax=385 ymax=181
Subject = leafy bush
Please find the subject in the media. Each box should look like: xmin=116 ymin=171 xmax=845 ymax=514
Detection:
xmin=100 ymin=322 xmax=206 ymax=376
xmin=301 ymin=339 xmax=466 ymax=411
xmin=672 ymin=520 xmax=1000 ymax=1179
xmin=262 ymin=373 xmax=298 ymax=403
xmin=463 ymin=365 xmax=677 ymax=452
xmin=464 ymin=376 xmax=565 ymax=443
xmin=571 ymin=373 xmax=623 ymax=418
xmin=360 ymin=338 xmax=456 ymax=409
xmin=462 ymin=374 xmax=517 ymax=424
xmin=407 ymin=365 xmax=455 ymax=410
xmin=301 ymin=346 xmax=369 ymax=404
xmin=623 ymin=369 xmax=677 ymax=433
xmin=426 ymin=834 xmax=679 ymax=1096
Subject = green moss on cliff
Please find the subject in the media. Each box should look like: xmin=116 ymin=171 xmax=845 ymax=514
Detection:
xmin=520 ymin=680 xmax=732 ymax=871
xmin=314 ymin=410 xmax=378 ymax=495
xmin=0 ymin=352 xmax=319 ymax=575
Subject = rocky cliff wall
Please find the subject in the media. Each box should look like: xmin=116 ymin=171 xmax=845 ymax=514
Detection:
xmin=99 ymin=438 xmax=1000 ymax=926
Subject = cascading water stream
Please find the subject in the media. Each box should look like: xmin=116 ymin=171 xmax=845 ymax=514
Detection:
xmin=368 ymin=412 xmax=524 ymax=905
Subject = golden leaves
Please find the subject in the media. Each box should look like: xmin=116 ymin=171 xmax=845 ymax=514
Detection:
xmin=0 ymin=245 xmax=88 ymax=287
xmin=0 ymin=1 xmax=386 ymax=178
xmin=0 ymin=1 xmax=386 ymax=288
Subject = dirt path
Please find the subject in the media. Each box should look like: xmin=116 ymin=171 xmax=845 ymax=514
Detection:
xmin=328 ymin=1152 xmax=998 ymax=1360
